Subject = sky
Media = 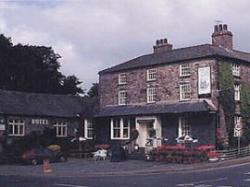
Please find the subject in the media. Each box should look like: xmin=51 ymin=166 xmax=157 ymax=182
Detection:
xmin=0 ymin=0 xmax=250 ymax=90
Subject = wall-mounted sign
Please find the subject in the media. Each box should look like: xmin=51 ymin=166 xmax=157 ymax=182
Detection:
xmin=198 ymin=66 xmax=211 ymax=95
xmin=0 ymin=124 xmax=5 ymax=131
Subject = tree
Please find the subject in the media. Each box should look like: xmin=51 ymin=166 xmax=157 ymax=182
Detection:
xmin=87 ymin=83 xmax=99 ymax=98
xmin=61 ymin=75 xmax=84 ymax=95
xmin=0 ymin=34 xmax=83 ymax=95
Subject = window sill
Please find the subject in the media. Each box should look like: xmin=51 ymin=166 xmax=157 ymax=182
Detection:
xmin=8 ymin=134 xmax=24 ymax=137
xmin=111 ymin=137 xmax=130 ymax=140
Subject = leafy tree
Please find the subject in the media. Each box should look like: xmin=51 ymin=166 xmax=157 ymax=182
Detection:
xmin=87 ymin=83 xmax=99 ymax=98
xmin=0 ymin=34 xmax=83 ymax=95
xmin=61 ymin=75 xmax=84 ymax=95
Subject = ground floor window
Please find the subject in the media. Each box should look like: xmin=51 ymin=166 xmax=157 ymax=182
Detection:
xmin=54 ymin=122 xmax=68 ymax=137
xmin=84 ymin=119 xmax=93 ymax=139
xmin=8 ymin=119 xmax=25 ymax=136
xmin=111 ymin=118 xmax=130 ymax=140
xmin=178 ymin=117 xmax=191 ymax=137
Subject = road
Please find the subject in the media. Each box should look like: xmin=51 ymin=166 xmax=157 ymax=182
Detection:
xmin=1 ymin=162 xmax=250 ymax=187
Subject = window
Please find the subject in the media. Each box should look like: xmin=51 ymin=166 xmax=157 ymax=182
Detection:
xmin=147 ymin=69 xmax=157 ymax=81
xmin=31 ymin=119 xmax=48 ymax=125
xmin=180 ymin=83 xmax=191 ymax=100
xmin=118 ymin=90 xmax=127 ymax=105
xmin=234 ymin=84 xmax=240 ymax=101
xmin=84 ymin=119 xmax=93 ymax=139
xmin=8 ymin=119 xmax=25 ymax=136
xmin=232 ymin=63 xmax=240 ymax=77
xmin=118 ymin=73 xmax=127 ymax=85
xmin=178 ymin=117 xmax=191 ymax=137
xmin=180 ymin=64 xmax=191 ymax=77
xmin=234 ymin=116 xmax=241 ymax=128
xmin=147 ymin=87 xmax=156 ymax=103
xmin=111 ymin=118 xmax=130 ymax=139
xmin=54 ymin=122 xmax=68 ymax=137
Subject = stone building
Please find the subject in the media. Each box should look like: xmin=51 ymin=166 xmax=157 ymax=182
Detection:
xmin=96 ymin=24 xmax=250 ymax=149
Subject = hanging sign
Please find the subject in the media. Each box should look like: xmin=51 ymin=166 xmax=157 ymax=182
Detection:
xmin=198 ymin=66 xmax=211 ymax=95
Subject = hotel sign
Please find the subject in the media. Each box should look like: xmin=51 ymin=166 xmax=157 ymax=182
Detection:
xmin=198 ymin=66 xmax=211 ymax=95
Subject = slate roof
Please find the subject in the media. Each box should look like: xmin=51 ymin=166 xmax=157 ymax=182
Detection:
xmin=0 ymin=89 xmax=97 ymax=118
xmin=99 ymin=44 xmax=250 ymax=74
xmin=96 ymin=100 xmax=217 ymax=117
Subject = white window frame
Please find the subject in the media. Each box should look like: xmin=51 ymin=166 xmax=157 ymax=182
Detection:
xmin=8 ymin=119 xmax=25 ymax=136
xmin=111 ymin=118 xmax=130 ymax=140
xmin=31 ymin=119 xmax=48 ymax=125
xmin=147 ymin=87 xmax=156 ymax=103
xmin=54 ymin=122 xmax=68 ymax=137
xmin=178 ymin=117 xmax=191 ymax=137
xmin=232 ymin=63 xmax=240 ymax=77
xmin=180 ymin=64 xmax=191 ymax=77
xmin=234 ymin=84 xmax=240 ymax=101
xmin=118 ymin=90 xmax=127 ymax=105
xmin=180 ymin=83 xmax=191 ymax=101
xmin=147 ymin=69 xmax=157 ymax=81
xmin=118 ymin=73 xmax=127 ymax=85
xmin=234 ymin=116 xmax=241 ymax=127
xmin=84 ymin=119 xmax=93 ymax=139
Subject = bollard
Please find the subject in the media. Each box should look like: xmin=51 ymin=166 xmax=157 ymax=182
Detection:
xmin=43 ymin=159 xmax=52 ymax=173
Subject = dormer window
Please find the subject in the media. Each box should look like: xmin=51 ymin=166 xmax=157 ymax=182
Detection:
xmin=232 ymin=63 xmax=240 ymax=77
xmin=180 ymin=64 xmax=191 ymax=77
xmin=118 ymin=73 xmax=127 ymax=85
xmin=147 ymin=69 xmax=157 ymax=81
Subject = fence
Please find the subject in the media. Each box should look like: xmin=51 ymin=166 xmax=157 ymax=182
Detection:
xmin=217 ymin=145 xmax=250 ymax=160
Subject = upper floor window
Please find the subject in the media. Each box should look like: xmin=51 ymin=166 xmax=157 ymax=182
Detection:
xmin=118 ymin=90 xmax=127 ymax=105
xmin=118 ymin=73 xmax=127 ymax=85
xmin=54 ymin=122 xmax=68 ymax=137
xmin=180 ymin=83 xmax=191 ymax=101
xmin=31 ymin=119 xmax=48 ymax=125
xmin=232 ymin=63 xmax=240 ymax=77
xmin=147 ymin=87 xmax=156 ymax=103
xmin=111 ymin=118 xmax=130 ymax=140
xmin=84 ymin=119 xmax=93 ymax=139
xmin=8 ymin=119 xmax=25 ymax=136
xmin=147 ymin=69 xmax=157 ymax=81
xmin=234 ymin=84 xmax=240 ymax=101
xmin=180 ymin=64 xmax=191 ymax=77
xmin=178 ymin=117 xmax=191 ymax=137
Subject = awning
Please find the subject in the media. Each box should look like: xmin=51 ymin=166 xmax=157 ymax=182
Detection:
xmin=95 ymin=100 xmax=217 ymax=118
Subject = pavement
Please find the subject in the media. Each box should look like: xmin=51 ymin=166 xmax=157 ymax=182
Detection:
xmin=1 ymin=156 xmax=250 ymax=177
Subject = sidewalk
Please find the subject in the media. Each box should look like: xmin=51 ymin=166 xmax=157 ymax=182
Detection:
xmin=0 ymin=156 xmax=250 ymax=177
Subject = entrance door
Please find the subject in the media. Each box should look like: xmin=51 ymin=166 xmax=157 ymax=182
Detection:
xmin=136 ymin=121 xmax=153 ymax=147
xmin=135 ymin=116 xmax=162 ymax=148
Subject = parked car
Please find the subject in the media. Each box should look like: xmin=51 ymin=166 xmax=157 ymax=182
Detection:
xmin=21 ymin=146 xmax=67 ymax=165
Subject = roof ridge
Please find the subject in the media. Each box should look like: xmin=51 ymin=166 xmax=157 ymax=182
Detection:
xmin=0 ymin=89 xmax=80 ymax=99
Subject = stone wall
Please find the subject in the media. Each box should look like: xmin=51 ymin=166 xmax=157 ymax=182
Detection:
xmin=99 ymin=58 xmax=219 ymax=108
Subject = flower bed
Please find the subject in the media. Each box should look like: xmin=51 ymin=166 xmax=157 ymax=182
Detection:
xmin=149 ymin=144 xmax=218 ymax=164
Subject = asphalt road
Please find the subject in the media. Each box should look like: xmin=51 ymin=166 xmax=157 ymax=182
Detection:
xmin=1 ymin=162 xmax=250 ymax=187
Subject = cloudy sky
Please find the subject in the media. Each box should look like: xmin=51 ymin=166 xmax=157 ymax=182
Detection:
xmin=0 ymin=0 xmax=250 ymax=90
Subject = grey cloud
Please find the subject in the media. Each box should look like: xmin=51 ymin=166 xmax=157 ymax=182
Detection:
xmin=1 ymin=0 xmax=250 ymax=89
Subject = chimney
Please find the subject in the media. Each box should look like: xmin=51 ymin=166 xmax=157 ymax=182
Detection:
xmin=153 ymin=38 xmax=173 ymax=53
xmin=212 ymin=24 xmax=233 ymax=49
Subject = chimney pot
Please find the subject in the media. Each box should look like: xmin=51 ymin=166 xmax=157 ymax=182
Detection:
xmin=212 ymin=24 xmax=233 ymax=49
xmin=153 ymin=38 xmax=173 ymax=53
xmin=223 ymin=24 xmax=227 ymax=30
